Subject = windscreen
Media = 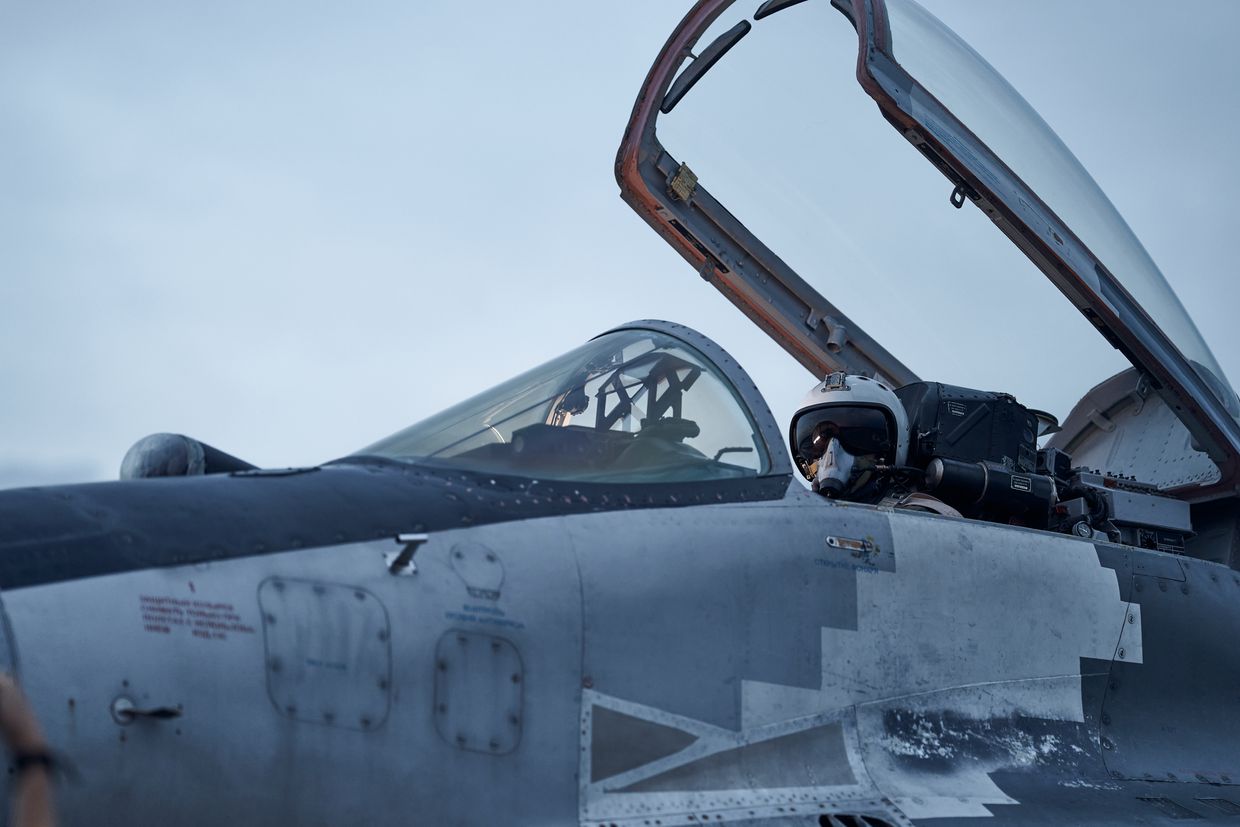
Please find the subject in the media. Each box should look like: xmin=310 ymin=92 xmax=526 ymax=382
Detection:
xmin=358 ymin=329 xmax=768 ymax=483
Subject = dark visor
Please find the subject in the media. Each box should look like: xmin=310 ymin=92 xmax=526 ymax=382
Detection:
xmin=793 ymin=405 xmax=892 ymax=463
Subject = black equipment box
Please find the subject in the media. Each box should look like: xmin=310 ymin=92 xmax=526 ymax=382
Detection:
xmin=895 ymin=382 xmax=1038 ymax=472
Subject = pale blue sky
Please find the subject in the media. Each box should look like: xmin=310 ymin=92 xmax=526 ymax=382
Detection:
xmin=2 ymin=1 xmax=1237 ymax=488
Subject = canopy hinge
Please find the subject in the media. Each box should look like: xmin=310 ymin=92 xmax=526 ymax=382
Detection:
xmin=1129 ymin=373 xmax=1153 ymax=415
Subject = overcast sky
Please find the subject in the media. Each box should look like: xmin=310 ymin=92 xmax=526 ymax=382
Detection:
xmin=3 ymin=1 xmax=1238 ymax=489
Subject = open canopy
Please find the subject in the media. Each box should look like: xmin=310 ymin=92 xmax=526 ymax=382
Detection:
xmin=616 ymin=0 xmax=1239 ymax=500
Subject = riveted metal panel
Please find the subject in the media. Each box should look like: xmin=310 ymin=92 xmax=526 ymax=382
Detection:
xmin=1102 ymin=557 xmax=1240 ymax=785
xmin=433 ymin=629 xmax=523 ymax=755
xmin=258 ymin=577 xmax=391 ymax=730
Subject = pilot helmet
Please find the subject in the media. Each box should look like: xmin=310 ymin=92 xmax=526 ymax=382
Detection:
xmin=789 ymin=372 xmax=909 ymax=497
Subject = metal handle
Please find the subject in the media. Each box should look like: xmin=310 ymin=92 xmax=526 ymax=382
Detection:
xmin=111 ymin=695 xmax=182 ymax=725
xmin=387 ymin=532 xmax=429 ymax=576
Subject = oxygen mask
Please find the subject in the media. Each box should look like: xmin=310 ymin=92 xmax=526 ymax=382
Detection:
xmin=808 ymin=437 xmax=880 ymax=497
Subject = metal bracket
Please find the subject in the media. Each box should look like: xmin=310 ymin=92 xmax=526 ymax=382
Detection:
xmin=1087 ymin=408 xmax=1118 ymax=434
xmin=824 ymin=372 xmax=850 ymax=391
xmin=826 ymin=321 xmax=847 ymax=354
xmin=698 ymin=256 xmax=715 ymax=282
xmin=667 ymin=163 xmax=698 ymax=202
xmin=1128 ymin=372 xmax=1153 ymax=416
xmin=950 ymin=183 xmax=968 ymax=209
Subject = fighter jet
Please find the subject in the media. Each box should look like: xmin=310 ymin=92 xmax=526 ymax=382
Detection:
xmin=1 ymin=1 xmax=1237 ymax=825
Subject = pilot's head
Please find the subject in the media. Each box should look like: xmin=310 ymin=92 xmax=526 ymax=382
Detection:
xmin=789 ymin=372 xmax=908 ymax=499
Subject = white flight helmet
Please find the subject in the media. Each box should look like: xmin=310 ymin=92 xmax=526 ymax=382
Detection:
xmin=789 ymin=373 xmax=909 ymax=493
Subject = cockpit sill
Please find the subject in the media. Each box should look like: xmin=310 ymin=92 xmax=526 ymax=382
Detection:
xmin=616 ymin=0 xmax=1240 ymax=503
xmin=346 ymin=314 xmax=1219 ymax=562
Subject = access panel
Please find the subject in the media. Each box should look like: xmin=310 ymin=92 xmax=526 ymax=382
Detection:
xmin=1101 ymin=553 xmax=1240 ymax=785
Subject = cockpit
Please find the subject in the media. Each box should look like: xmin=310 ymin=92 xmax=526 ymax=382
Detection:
xmin=359 ymin=328 xmax=769 ymax=483
xmin=363 ymin=0 xmax=1239 ymax=566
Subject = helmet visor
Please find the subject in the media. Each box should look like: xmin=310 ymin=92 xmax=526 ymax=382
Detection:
xmin=794 ymin=406 xmax=893 ymax=463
